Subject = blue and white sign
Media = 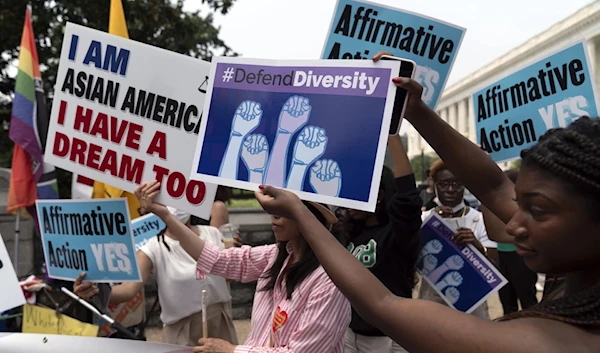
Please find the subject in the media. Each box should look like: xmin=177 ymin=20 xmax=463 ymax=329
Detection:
xmin=322 ymin=0 xmax=466 ymax=110
xmin=474 ymin=41 xmax=599 ymax=162
xmin=132 ymin=213 xmax=166 ymax=252
xmin=36 ymin=199 xmax=141 ymax=283
xmin=418 ymin=214 xmax=507 ymax=314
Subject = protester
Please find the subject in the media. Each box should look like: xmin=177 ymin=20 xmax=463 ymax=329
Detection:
xmin=419 ymin=158 xmax=498 ymax=319
xmin=336 ymin=136 xmax=421 ymax=353
xmin=481 ymin=170 xmax=538 ymax=315
xmin=136 ymin=181 xmax=350 ymax=353
xmin=191 ymin=186 xmax=233 ymax=228
xmin=74 ymin=206 xmax=239 ymax=346
xmin=252 ymin=51 xmax=600 ymax=353
xmin=419 ymin=169 xmax=435 ymax=210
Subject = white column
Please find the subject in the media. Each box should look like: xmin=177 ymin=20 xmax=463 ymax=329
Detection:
xmin=457 ymin=98 xmax=467 ymax=135
xmin=467 ymin=97 xmax=476 ymax=141
xmin=440 ymin=107 xmax=449 ymax=124
xmin=448 ymin=104 xmax=458 ymax=130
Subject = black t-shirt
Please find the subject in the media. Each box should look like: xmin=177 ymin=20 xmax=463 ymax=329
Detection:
xmin=346 ymin=174 xmax=423 ymax=336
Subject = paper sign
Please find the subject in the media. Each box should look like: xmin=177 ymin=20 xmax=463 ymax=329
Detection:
xmin=0 ymin=232 xmax=26 ymax=313
xmin=36 ymin=199 xmax=141 ymax=282
xmin=22 ymin=303 xmax=99 ymax=337
xmin=131 ymin=213 xmax=165 ymax=251
xmin=474 ymin=41 xmax=599 ymax=162
xmin=189 ymin=57 xmax=399 ymax=211
xmin=44 ymin=23 xmax=217 ymax=219
xmin=96 ymin=290 xmax=145 ymax=337
xmin=418 ymin=214 xmax=507 ymax=313
xmin=322 ymin=0 xmax=465 ymax=110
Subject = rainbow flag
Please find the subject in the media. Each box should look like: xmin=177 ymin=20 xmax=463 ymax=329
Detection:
xmin=8 ymin=7 xmax=59 ymax=217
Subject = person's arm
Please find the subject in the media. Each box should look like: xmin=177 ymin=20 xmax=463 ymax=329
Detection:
xmin=387 ymin=134 xmax=422 ymax=255
xmin=108 ymin=251 xmax=152 ymax=305
xmin=233 ymin=277 xmax=350 ymax=353
xmin=481 ymin=205 xmax=514 ymax=244
xmin=254 ymin=187 xmax=573 ymax=353
xmin=210 ymin=201 xmax=229 ymax=228
xmin=371 ymin=52 xmax=516 ymax=223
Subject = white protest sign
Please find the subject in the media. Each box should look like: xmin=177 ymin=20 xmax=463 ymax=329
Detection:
xmin=0 ymin=233 xmax=26 ymax=313
xmin=44 ymin=23 xmax=217 ymax=219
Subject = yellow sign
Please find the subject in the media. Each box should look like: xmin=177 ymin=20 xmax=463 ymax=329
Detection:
xmin=22 ymin=304 xmax=99 ymax=337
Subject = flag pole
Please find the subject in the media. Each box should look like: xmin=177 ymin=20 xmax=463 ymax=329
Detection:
xmin=13 ymin=211 xmax=21 ymax=271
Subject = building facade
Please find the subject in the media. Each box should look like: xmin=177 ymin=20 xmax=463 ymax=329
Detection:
xmin=407 ymin=1 xmax=600 ymax=171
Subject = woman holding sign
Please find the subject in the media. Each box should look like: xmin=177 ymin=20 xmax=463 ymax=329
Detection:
xmin=250 ymin=51 xmax=600 ymax=353
xmin=136 ymin=182 xmax=350 ymax=353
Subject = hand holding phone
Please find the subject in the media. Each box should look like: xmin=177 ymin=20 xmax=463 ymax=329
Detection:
xmin=379 ymin=55 xmax=416 ymax=135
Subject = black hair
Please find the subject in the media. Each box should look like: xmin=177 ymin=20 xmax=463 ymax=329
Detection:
xmin=498 ymin=116 xmax=600 ymax=327
xmin=258 ymin=201 xmax=327 ymax=300
xmin=215 ymin=186 xmax=233 ymax=204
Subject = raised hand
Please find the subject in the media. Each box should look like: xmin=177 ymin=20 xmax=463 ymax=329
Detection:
xmin=231 ymin=100 xmax=262 ymax=137
xmin=421 ymin=254 xmax=438 ymax=275
xmin=240 ymin=134 xmax=269 ymax=183
xmin=135 ymin=181 xmax=169 ymax=218
xmin=293 ymin=126 xmax=327 ymax=165
xmin=254 ymin=185 xmax=304 ymax=221
xmin=73 ymin=272 xmax=98 ymax=301
xmin=418 ymin=239 xmax=443 ymax=264
xmin=278 ymin=96 xmax=311 ymax=134
xmin=428 ymin=255 xmax=465 ymax=283
xmin=444 ymin=287 xmax=461 ymax=305
xmin=435 ymin=271 xmax=464 ymax=291
xmin=309 ymin=159 xmax=342 ymax=197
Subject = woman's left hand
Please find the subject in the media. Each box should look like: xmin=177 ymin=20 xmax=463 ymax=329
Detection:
xmin=193 ymin=338 xmax=236 ymax=353
xmin=254 ymin=185 xmax=303 ymax=221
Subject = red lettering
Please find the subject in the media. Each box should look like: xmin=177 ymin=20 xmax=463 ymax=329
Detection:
xmin=152 ymin=165 xmax=169 ymax=183
xmin=57 ymin=100 xmax=67 ymax=125
xmin=187 ymin=181 xmax=206 ymax=204
xmin=52 ymin=132 xmax=70 ymax=157
xmin=74 ymin=106 xmax=93 ymax=132
xmin=119 ymin=155 xmax=145 ymax=183
xmin=99 ymin=149 xmax=118 ymax=176
xmin=86 ymin=143 xmax=102 ymax=170
xmin=125 ymin=122 xmax=143 ymax=150
xmin=89 ymin=112 xmax=109 ymax=140
xmin=146 ymin=131 xmax=167 ymax=159
xmin=166 ymin=171 xmax=186 ymax=198
xmin=109 ymin=116 xmax=128 ymax=144
xmin=70 ymin=137 xmax=87 ymax=164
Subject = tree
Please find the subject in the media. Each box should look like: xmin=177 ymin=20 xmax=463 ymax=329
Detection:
xmin=0 ymin=0 xmax=238 ymax=197
xmin=509 ymin=158 xmax=522 ymax=170
xmin=410 ymin=153 xmax=439 ymax=183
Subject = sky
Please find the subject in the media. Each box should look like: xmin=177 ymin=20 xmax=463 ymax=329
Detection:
xmin=186 ymin=0 xmax=595 ymax=87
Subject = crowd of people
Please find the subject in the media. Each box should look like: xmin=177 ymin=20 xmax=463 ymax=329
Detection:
xmin=72 ymin=51 xmax=600 ymax=353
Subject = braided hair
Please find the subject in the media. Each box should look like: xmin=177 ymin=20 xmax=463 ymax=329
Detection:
xmin=496 ymin=116 xmax=600 ymax=328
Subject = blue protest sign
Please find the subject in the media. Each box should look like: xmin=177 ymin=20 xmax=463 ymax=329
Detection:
xmin=131 ymin=213 xmax=165 ymax=252
xmin=36 ymin=199 xmax=141 ymax=282
xmin=189 ymin=57 xmax=399 ymax=212
xmin=474 ymin=41 xmax=599 ymax=162
xmin=322 ymin=0 xmax=465 ymax=110
xmin=418 ymin=214 xmax=507 ymax=313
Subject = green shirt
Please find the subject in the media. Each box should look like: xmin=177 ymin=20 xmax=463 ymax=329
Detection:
xmin=497 ymin=242 xmax=517 ymax=252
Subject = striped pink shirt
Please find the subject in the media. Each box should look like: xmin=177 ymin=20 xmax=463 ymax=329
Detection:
xmin=196 ymin=242 xmax=350 ymax=353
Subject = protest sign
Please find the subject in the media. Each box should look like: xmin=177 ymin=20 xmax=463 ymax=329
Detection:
xmin=418 ymin=214 xmax=507 ymax=314
xmin=189 ymin=57 xmax=400 ymax=211
xmin=96 ymin=290 xmax=145 ymax=337
xmin=132 ymin=213 xmax=165 ymax=251
xmin=36 ymin=199 xmax=141 ymax=282
xmin=322 ymin=0 xmax=465 ymax=110
xmin=22 ymin=303 xmax=99 ymax=337
xmin=0 ymin=233 xmax=26 ymax=313
xmin=474 ymin=41 xmax=599 ymax=162
xmin=44 ymin=23 xmax=217 ymax=219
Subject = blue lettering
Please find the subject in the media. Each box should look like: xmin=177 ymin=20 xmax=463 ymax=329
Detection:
xmin=82 ymin=40 xmax=130 ymax=76
xmin=68 ymin=35 xmax=79 ymax=61
xmin=83 ymin=40 xmax=103 ymax=68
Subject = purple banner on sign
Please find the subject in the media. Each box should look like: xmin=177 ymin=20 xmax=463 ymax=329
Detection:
xmin=213 ymin=63 xmax=391 ymax=98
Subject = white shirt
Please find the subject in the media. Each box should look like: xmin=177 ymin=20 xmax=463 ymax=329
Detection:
xmin=422 ymin=207 xmax=496 ymax=248
xmin=140 ymin=225 xmax=231 ymax=325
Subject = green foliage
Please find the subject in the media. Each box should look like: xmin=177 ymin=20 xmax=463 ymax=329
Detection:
xmin=509 ymin=158 xmax=522 ymax=171
xmin=0 ymin=0 xmax=238 ymax=196
xmin=410 ymin=153 xmax=439 ymax=183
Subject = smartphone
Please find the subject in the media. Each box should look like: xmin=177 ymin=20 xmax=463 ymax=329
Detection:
xmin=380 ymin=55 xmax=416 ymax=135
